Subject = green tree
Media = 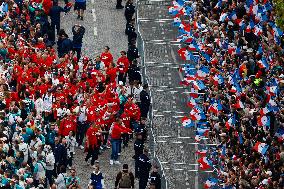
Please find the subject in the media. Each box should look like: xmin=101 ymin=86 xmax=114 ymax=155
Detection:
xmin=273 ymin=0 xmax=284 ymax=30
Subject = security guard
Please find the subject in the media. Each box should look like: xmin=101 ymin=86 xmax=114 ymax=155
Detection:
xmin=137 ymin=148 xmax=152 ymax=189
xmin=124 ymin=0 xmax=135 ymax=23
xmin=140 ymin=84 xmax=150 ymax=118
xmin=133 ymin=132 xmax=144 ymax=178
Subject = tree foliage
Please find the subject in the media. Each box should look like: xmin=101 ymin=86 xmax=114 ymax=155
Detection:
xmin=273 ymin=0 xmax=284 ymax=30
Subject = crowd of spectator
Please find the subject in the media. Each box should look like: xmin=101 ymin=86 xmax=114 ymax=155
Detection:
xmin=169 ymin=0 xmax=283 ymax=188
xmin=0 ymin=0 xmax=161 ymax=188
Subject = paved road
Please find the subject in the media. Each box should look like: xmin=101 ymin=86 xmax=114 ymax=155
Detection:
xmin=136 ymin=0 xmax=212 ymax=188
xmin=58 ymin=0 xmax=211 ymax=188
xmin=60 ymin=0 xmax=137 ymax=188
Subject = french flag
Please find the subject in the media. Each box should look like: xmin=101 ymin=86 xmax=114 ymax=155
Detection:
xmin=181 ymin=116 xmax=195 ymax=128
xmin=196 ymin=66 xmax=210 ymax=79
xmin=213 ymin=74 xmax=224 ymax=86
xmin=192 ymin=80 xmax=206 ymax=90
xmin=168 ymin=6 xmax=179 ymax=16
xmin=188 ymin=44 xmax=197 ymax=51
xmin=187 ymin=97 xmax=197 ymax=108
xmin=275 ymin=127 xmax=284 ymax=142
xmin=196 ymin=149 xmax=207 ymax=156
xmin=266 ymin=86 xmax=278 ymax=96
xmin=257 ymin=115 xmax=270 ymax=128
xmin=204 ymin=178 xmax=218 ymax=189
xmin=193 ymin=21 xmax=201 ymax=29
xmin=259 ymin=106 xmax=271 ymax=115
xmin=257 ymin=57 xmax=269 ymax=70
xmin=195 ymin=134 xmax=205 ymax=142
xmin=198 ymin=157 xmax=212 ymax=170
xmin=219 ymin=12 xmax=228 ymax=22
xmin=235 ymin=99 xmax=244 ymax=109
xmin=208 ymin=101 xmax=222 ymax=114
xmin=253 ymin=142 xmax=269 ymax=155
xmin=197 ymin=128 xmax=209 ymax=137
xmin=190 ymin=107 xmax=206 ymax=121
xmin=226 ymin=115 xmax=236 ymax=130
xmin=173 ymin=16 xmax=181 ymax=27
xmin=178 ymin=47 xmax=187 ymax=60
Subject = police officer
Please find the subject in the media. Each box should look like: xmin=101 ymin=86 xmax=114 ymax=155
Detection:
xmin=140 ymin=84 xmax=150 ymax=118
xmin=149 ymin=165 xmax=161 ymax=189
xmin=124 ymin=0 xmax=135 ymax=23
xmin=127 ymin=43 xmax=139 ymax=63
xmin=128 ymin=60 xmax=141 ymax=83
xmin=125 ymin=19 xmax=137 ymax=45
xmin=137 ymin=148 xmax=152 ymax=189
xmin=116 ymin=0 xmax=124 ymax=9
xmin=133 ymin=132 xmax=144 ymax=178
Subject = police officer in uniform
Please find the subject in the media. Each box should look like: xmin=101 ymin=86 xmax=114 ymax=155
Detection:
xmin=125 ymin=19 xmax=137 ymax=45
xmin=140 ymin=84 xmax=150 ymax=118
xmin=127 ymin=44 xmax=139 ymax=63
xmin=124 ymin=0 xmax=135 ymax=23
xmin=149 ymin=165 xmax=161 ymax=189
xmin=133 ymin=132 xmax=144 ymax=178
xmin=128 ymin=60 xmax=141 ymax=83
xmin=137 ymin=148 xmax=152 ymax=189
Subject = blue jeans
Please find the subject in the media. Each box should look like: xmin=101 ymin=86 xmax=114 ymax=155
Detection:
xmin=111 ymin=139 xmax=120 ymax=161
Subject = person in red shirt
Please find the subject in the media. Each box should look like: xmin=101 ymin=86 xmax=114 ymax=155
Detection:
xmin=106 ymin=63 xmax=118 ymax=83
xmin=117 ymin=51 xmax=129 ymax=85
xmin=85 ymin=124 xmax=100 ymax=167
xmin=58 ymin=114 xmax=77 ymax=137
xmin=110 ymin=117 xmax=132 ymax=165
xmin=100 ymin=46 xmax=113 ymax=68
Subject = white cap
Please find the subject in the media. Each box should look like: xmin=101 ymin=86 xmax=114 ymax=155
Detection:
xmin=118 ymin=81 xmax=123 ymax=85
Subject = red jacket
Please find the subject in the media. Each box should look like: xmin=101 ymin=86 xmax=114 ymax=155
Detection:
xmin=59 ymin=118 xmax=76 ymax=136
xmin=101 ymin=52 xmax=113 ymax=68
xmin=86 ymin=127 xmax=99 ymax=147
xmin=117 ymin=56 xmax=129 ymax=73
xmin=111 ymin=123 xmax=132 ymax=140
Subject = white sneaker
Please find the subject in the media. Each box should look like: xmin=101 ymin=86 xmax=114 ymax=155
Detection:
xmin=80 ymin=145 xmax=84 ymax=150
xmin=114 ymin=161 xmax=121 ymax=165
xmin=118 ymin=153 xmax=121 ymax=156
xmin=110 ymin=160 xmax=114 ymax=165
xmin=100 ymin=146 xmax=104 ymax=150
xmin=106 ymin=146 xmax=111 ymax=149
xmin=68 ymin=166 xmax=72 ymax=170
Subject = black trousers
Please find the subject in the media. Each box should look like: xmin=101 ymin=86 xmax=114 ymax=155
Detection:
xmin=116 ymin=0 xmax=122 ymax=6
xmin=76 ymin=121 xmax=87 ymax=146
xmin=85 ymin=147 xmax=99 ymax=166
xmin=140 ymin=105 xmax=149 ymax=118
xmin=118 ymin=72 xmax=127 ymax=85
xmin=139 ymin=175 xmax=149 ymax=189
xmin=46 ymin=169 xmax=55 ymax=186
xmin=73 ymin=47 xmax=82 ymax=61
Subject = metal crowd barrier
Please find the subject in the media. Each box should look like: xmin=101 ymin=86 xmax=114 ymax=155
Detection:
xmin=135 ymin=0 xmax=168 ymax=188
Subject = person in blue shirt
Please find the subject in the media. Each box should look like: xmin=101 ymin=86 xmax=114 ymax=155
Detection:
xmin=48 ymin=1 xmax=69 ymax=43
xmin=72 ymin=24 xmax=85 ymax=61
xmin=74 ymin=0 xmax=86 ymax=20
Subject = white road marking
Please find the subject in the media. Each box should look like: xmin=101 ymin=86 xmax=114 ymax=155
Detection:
xmin=92 ymin=9 xmax=96 ymax=22
xmin=170 ymin=47 xmax=199 ymax=189
xmin=93 ymin=27 xmax=97 ymax=36
xmin=91 ymin=0 xmax=94 ymax=4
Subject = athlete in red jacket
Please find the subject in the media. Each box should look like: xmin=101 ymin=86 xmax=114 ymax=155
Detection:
xmin=85 ymin=124 xmax=100 ymax=167
xmin=58 ymin=115 xmax=77 ymax=137
xmin=110 ymin=117 xmax=132 ymax=165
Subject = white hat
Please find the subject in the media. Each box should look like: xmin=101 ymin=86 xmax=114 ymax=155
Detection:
xmin=201 ymin=24 xmax=206 ymax=29
xmin=202 ymin=29 xmax=208 ymax=33
xmin=118 ymin=81 xmax=123 ymax=85
xmin=265 ymin=170 xmax=272 ymax=176
xmin=247 ymin=48 xmax=253 ymax=53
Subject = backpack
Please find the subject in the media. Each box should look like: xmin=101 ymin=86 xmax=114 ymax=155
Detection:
xmin=119 ymin=172 xmax=131 ymax=188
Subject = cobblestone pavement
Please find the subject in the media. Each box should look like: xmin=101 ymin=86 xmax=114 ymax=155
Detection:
xmin=137 ymin=0 xmax=211 ymax=188
xmin=60 ymin=0 xmax=137 ymax=188
xmin=59 ymin=0 xmax=211 ymax=188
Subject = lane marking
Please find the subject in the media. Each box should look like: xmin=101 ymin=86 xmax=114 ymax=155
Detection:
xmin=92 ymin=9 xmax=96 ymax=22
xmin=93 ymin=27 xmax=97 ymax=36
xmin=91 ymin=0 xmax=94 ymax=4
xmin=170 ymin=47 xmax=199 ymax=189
